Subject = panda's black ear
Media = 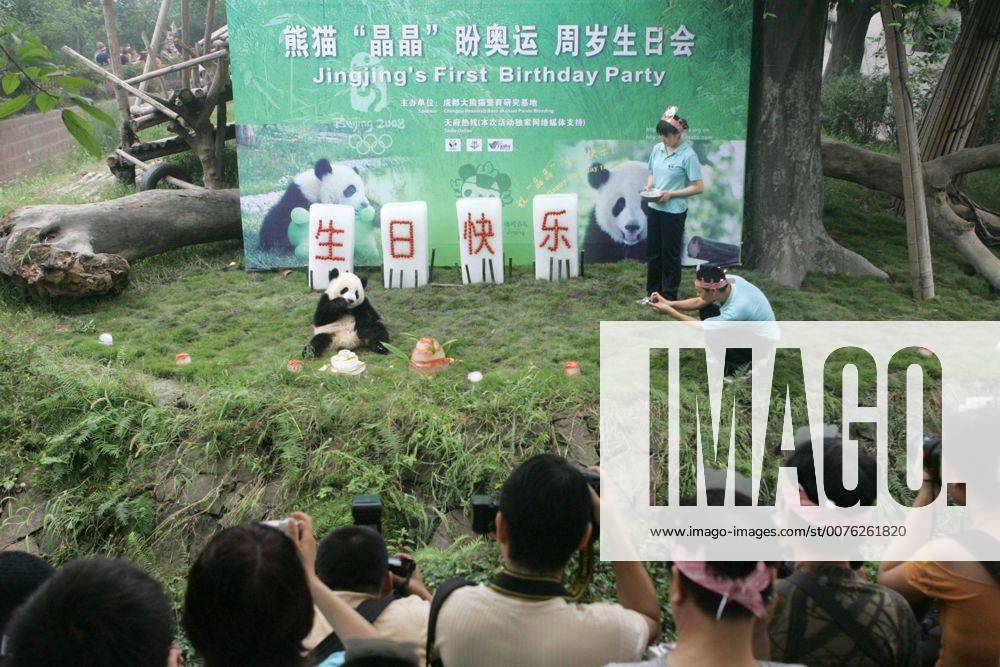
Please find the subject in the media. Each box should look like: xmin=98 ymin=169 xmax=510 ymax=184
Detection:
xmin=458 ymin=163 xmax=478 ymax=179
xmin=588 ymin=162 xmax=610 ymax=190
xmin=351 ymin=165 xmax=360 ymax=175
xmin=315 ymin=159 xmax=333 ymax=179
xmin=359 ymin=274 xmax=368 ymax=289
xmin=328 ymin=268 xmax=339 ymax=280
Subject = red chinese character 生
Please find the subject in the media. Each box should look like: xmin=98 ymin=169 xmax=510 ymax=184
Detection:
xmin=538 ymin=209 xmax=571 ymax=252
xmin=388 ymin=220 xmax=415 ymax=259
xmin=314 ymin=219 xmax=346 ymax=261
xmin=463 ymin=211 xmax=496 ymax=255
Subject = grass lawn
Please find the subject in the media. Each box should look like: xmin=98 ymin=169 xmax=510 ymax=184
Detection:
xmin=1 ymin=163 xmax=998 ymax=644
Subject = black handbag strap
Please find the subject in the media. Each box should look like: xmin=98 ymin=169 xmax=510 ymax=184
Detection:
xmin=426 ymin=578 xmax=475 ymax=667
xmin=785 ymin=569 xmax=890 ymax=665
xmin=310 ymin=593 xmax=398 ymax=662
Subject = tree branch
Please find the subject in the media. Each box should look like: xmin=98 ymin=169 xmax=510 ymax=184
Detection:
xmin=821 ymin=139 xmax=903 ymax=197
xmin=924 ymin=143 xmax=1000 ymax=189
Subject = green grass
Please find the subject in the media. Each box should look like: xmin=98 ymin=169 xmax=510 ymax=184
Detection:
xmin=1 ymin=162 xmax=998 ymax=648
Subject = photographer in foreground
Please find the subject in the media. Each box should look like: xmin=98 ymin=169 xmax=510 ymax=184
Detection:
xmin=310 ymin=525 xmax=431 ymax=665
xmin=430 ymin=453 xmax=660 ymax=667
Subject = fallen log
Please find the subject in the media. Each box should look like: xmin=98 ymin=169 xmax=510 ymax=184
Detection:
xmin=0 ymin=188 xmax=241 ymax=298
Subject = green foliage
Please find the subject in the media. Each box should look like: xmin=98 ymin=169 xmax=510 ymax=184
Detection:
xmin=822 ymin=73 xmax=891 ymax=146
xmin=0 ymin=28 xmax=114 ymax=156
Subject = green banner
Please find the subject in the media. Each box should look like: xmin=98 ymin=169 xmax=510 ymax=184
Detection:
xmin=227 ymin=0 xmax=752 ymax=269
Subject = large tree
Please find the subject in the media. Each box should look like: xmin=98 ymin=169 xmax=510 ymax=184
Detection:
xmin=824 ymin=0 xmax=878 ymax=81
xmin=743 ymin=0 xmax=886 ymax=286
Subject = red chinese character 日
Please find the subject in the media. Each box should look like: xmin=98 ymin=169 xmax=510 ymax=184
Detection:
xmin=389 ymin=220 xmax=415 ymax=259
xmin=538 ymin=209 xmax=571 ymax=252
xmin=463 ymin=211 xmax=496 ymax=255
xmin=314 ymin=219 xmax=346 ymax=261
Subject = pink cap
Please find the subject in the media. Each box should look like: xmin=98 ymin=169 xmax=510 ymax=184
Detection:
xmin=674 ymin=560 xmax=770 ymax=619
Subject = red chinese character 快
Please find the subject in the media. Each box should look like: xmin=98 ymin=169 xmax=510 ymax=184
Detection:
xmin=315 ymin=219 xmax=346 ymax=261
xmin=538 ymin=209 xmax=571 ymax=252
xmin=463 ymin=211 xmax=495 ymax=255
xmin=389 ymin=220 xmax=415 ymax=259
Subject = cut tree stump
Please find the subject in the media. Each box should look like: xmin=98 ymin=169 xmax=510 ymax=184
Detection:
xmin=0 ymin=188 xmax=240 ymax=299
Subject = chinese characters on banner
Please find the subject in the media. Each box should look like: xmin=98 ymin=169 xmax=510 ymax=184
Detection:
xmin=281 ymin=23 xmax=696 ymax=60
xmin=308 ymin=204 xmax=356 ymax=290
xmin=380 ymin=201 xmax=429 ymax=288
xmin=533 ymin=194 xmax=578 ymax=281
xmin=456 ymin=197 xmax=505 ymax=285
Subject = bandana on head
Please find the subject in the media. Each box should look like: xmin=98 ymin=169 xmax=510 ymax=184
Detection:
xmin=695 ymin=277 xmax=729 ymax=290
xmin=661 ymin=105 xmax=685 ymax=133
xmin=674 ymin=560 xmax=770 ymax=619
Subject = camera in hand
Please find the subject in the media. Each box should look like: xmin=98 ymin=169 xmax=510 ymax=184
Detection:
xmin=472 ymin=495 xmax=498 ymax=535
xmin=388 ymin=555 xmax=416 ymax=579
xmin=352 ymin=494 xmax=383 ymax=533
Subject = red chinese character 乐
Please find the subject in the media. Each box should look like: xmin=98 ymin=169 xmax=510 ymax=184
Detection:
xmin=463 ymin=212 xmax=495 ymax=255
xmin=538 ymin=209 xmax=571 ymax=252
xmin=314 ymin=219 xmax=346 ymax=261
xmin=389 ymin=220 xmax=415 ymax=259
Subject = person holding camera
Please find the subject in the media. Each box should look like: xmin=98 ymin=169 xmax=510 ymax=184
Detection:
xmin=429 ymin=453 xmax=660 ymax=667
xmin=878 ymin=434 xmax=1000 ymax=667
xmin=309 ymin=525 xmax=432 ymax=665
xmin=767 ymin=436 xmax=921 ymax=667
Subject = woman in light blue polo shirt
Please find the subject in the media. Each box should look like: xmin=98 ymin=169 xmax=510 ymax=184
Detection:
xmin=643 ymin=107 xmax=704 ymax=299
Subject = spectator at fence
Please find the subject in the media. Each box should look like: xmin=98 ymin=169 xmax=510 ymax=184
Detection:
xmin=94 ymin=41 xmax=109 ymax=65
xmin=309 ymin=525 xmax=431 ymax=665
xmin=2 ymin=556 xmax=180 ymax=667
xmin=768 ymin=437 xmax=920 ymax=666
xmin=609 ymin=560 xmax=802 ymax=667
xmin=183 ymin=512 xmax=376 ymax=667
xmin=430 ymin=453 xmax=660 ymax=666
xmin=0 ymin=551 xmax=54 ymax=656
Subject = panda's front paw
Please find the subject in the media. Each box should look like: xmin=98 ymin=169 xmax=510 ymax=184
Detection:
xmin=371 ymin=341 xmax=390 ymax=355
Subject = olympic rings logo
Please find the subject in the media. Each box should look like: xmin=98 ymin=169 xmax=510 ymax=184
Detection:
xmin=349 ymin=133 xmax=393 ymax=156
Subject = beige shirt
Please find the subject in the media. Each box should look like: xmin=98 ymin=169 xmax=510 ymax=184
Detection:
xmin=304 ymin=592 xmax=430 ymax=665
xmin=434 ymin=584 xmax=650 ymax=667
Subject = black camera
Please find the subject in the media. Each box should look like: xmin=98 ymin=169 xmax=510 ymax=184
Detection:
xmin=352 ymin=494 xmax=383 ymax=533
xmin=388 ymin=555 xmax=416 ymax=579
xmin=923 ymin=433 xmax=942 ymax=486
xmin=472 ymin=495 xmax=498 ymax=535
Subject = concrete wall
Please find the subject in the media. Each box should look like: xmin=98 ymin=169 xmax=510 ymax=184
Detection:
xmin=0 ymin=111 xmax=80 ymax=183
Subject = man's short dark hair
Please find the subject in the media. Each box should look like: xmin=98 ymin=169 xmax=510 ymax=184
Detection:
xmin=787 ymin=436 xmax=877 ymax=507
xmin=183 ymin=523 xmax=314 ymax=667
xmin=316 ymin=525 xmax=389 ymax=596
xmin=0 ymin=551 xmax=54 ymax=635
xmin=696 ymin=264 xmax=728 ymax=287
xmin=499 ymin=453 xmax=592 ymax=573
xmin=4 ymin=556 xmax=173 ymax=667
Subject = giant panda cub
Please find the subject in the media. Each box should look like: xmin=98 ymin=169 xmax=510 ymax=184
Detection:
xmin=307 ymin=268 xmax=389 ymax=357
xmin=583 ymin=161 xmax=650 ymax=263
xmin=260 ymin=158 xmax=370 ymax=252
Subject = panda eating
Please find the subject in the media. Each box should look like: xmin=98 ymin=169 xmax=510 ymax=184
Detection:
xmin=582 ymin=161 xmax=650 ymax=263
xmin=306 ymin=268 xmax=390 ymax=357
xmin=259 ymin=158 xmax=371 ymax=252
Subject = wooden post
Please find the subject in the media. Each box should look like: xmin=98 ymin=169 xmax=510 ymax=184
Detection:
xmin=124 ymin=50 xmax=226 ymax=85
xmin=138 ymin=0 xmax=173 ymax=94
xmin=100 ymin=0 xmax=135 ymax=183
xmin=881 ymin=0 xmax=934 ymax=299
xmin=181 ymin=0 xmax=191 ymax=88
xmin=202 ymin=0 xmax=217 ymax=56
xmin=215 ymin=97 xmax=226 ymax=183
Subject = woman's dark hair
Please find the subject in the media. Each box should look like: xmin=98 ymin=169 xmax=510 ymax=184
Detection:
xmin=656 ymin=116 xmax=689 ymax=137
xmin=183 ymin=523 xmax=314 ymax=667
xmin=677 ymin=561 xmax=773 ymax=621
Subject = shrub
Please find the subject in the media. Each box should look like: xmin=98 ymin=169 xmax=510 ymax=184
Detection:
xmin=821 ymin=72 xmax=891 ymax=146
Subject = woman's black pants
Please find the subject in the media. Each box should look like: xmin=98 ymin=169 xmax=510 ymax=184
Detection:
xmin=645 ymin=209 xmax=687 ymax=299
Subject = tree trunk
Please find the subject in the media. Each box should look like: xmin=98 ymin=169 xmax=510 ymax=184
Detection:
xmin=824 ymin=0 xmax=877 ymax=81
xmin=0 ymin=189 xmax=241 ymax=298
xmin=917 ymin=0 xmax=1000 ymax=161
xmin=822 ymin=138 xmax=1000 ymax=291
xmin=744 ymin=0 xmax=886 ymax=286
xmin=881 ymin=0 xmax=935 ymax=299
xmin=100 ymin=0 xmax=137 ymax=184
